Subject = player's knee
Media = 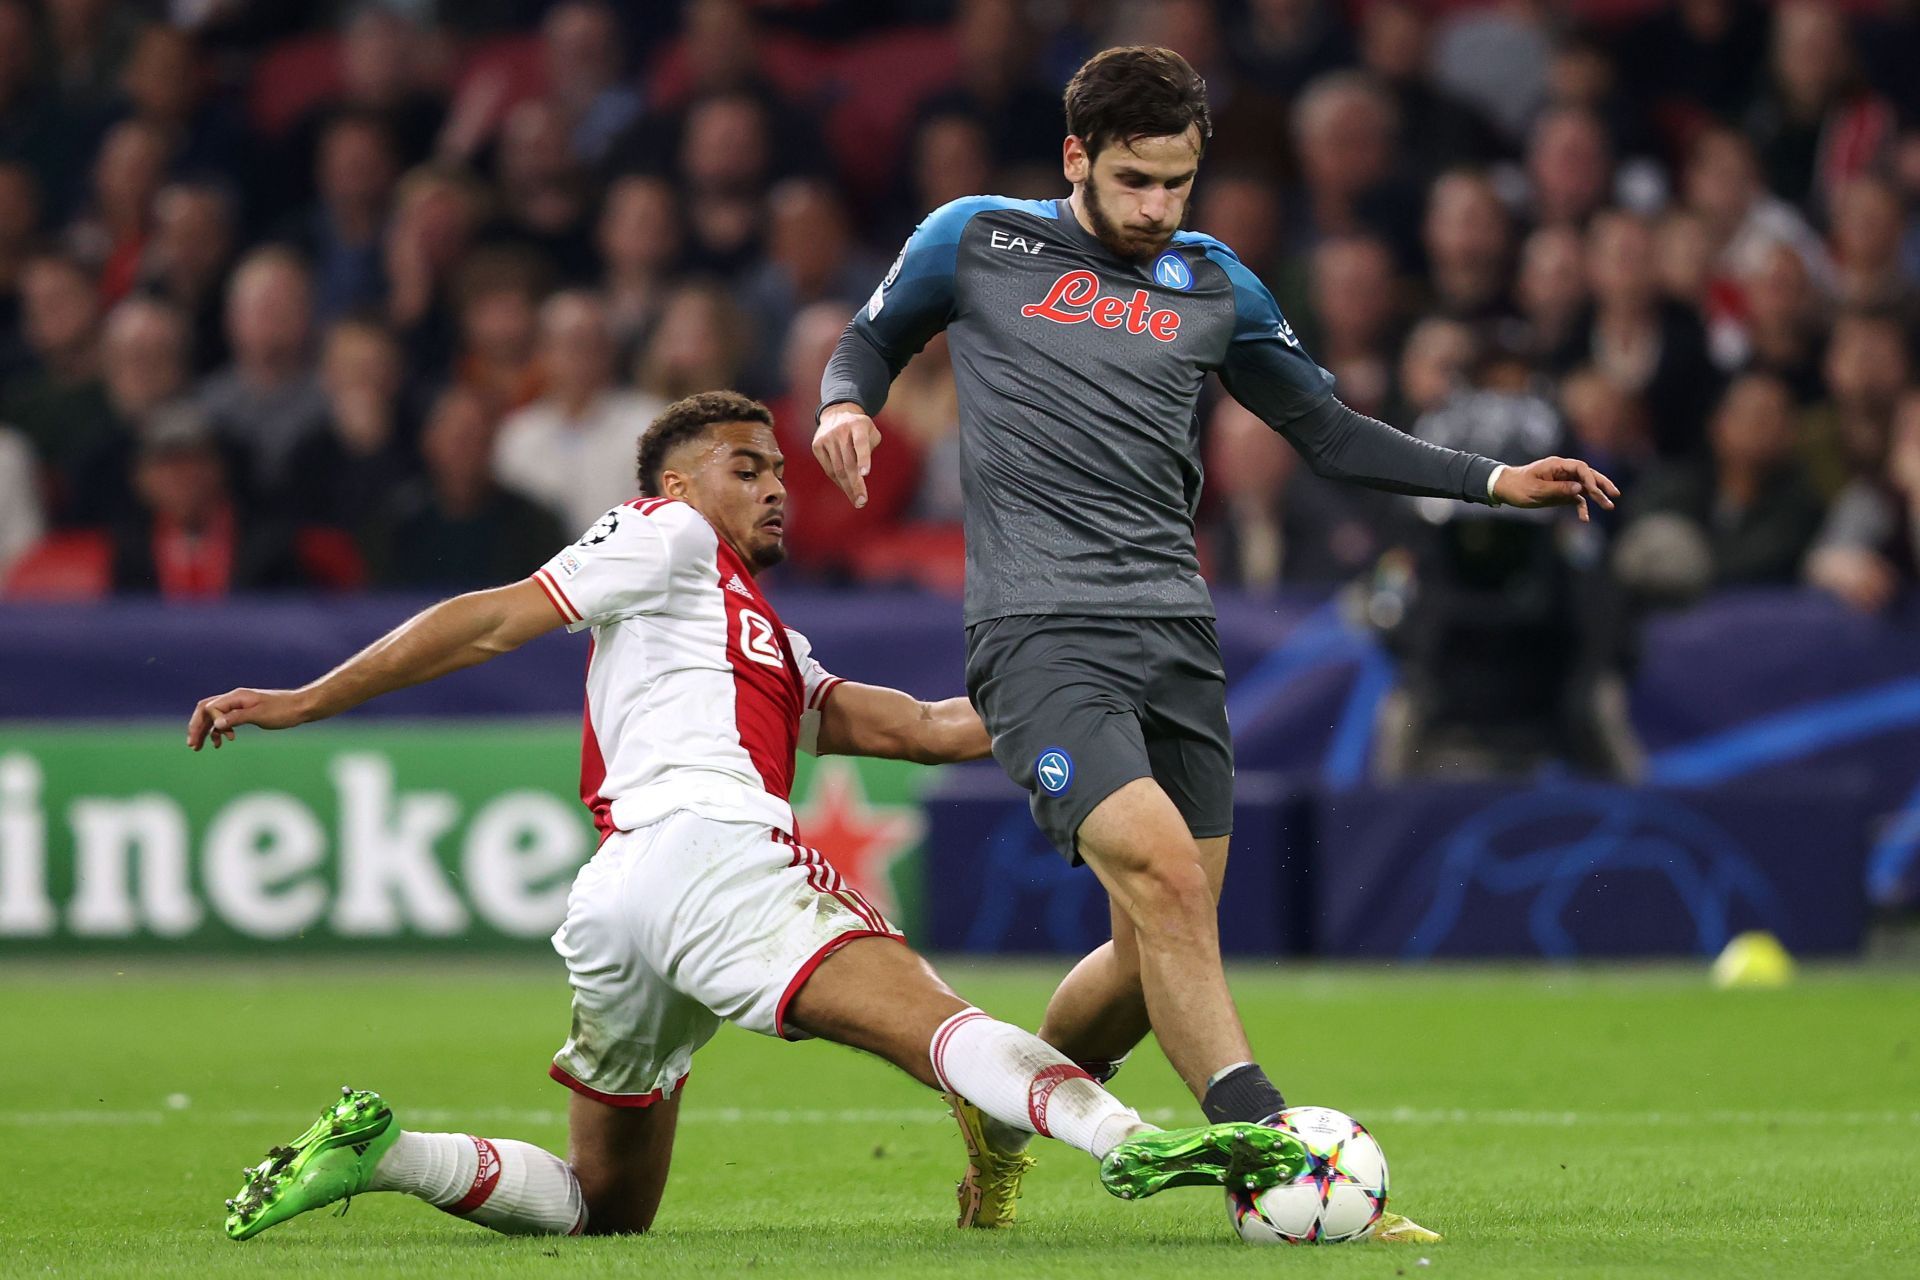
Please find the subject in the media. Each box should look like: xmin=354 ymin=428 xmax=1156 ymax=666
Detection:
xmin=1114 ymin=855 xmax=1214 ymax=942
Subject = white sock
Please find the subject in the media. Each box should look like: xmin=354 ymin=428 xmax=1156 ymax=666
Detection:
xmin=930 ymin=1008 xmax=1154 ymax=1160
xmin=370 ymin=1131 xmax=586 ymax=1235
xmin=983 ymin=1050 xmax=1133 ymax=1155
xmin=981 ymin=1111 xmax=1033 ymax=1154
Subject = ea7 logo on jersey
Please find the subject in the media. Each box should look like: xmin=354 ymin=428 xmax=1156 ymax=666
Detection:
xmin=990 ymin=228 xmax=1046 ymax=254
xmin=1021 ymin=270 xmax=1181 ymax=342
xmin=738 ymin=608 xmax=786 ymax=668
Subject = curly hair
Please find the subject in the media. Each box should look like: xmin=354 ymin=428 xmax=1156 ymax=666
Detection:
xmin=634 ymin=390 xmax=775 ymax=497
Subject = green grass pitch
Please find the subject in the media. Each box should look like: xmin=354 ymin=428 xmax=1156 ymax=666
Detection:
xmin=1 ymin=959 xmax=1915 ymax=1278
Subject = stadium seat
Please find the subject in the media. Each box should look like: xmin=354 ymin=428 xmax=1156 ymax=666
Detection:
xmin=1 ymin=530 xmax=112 ymax=601
xmin=247 ymin=34 xmax=344 ymax=138
xmin=445 ymin=32 xmax=550 ymax=139
xmin=848 ymin=523 xmax=966 ymax=594
xmin=642 ymin=29 xmax=827 ymax=111
xmin=295 ymin=526 xmax=369 ymax=591
xmin=819 ymin=27 xmax=961 ymax=200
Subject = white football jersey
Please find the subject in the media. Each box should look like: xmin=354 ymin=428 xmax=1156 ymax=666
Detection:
xmin=531 ymin=498 xmax=843 ymax=840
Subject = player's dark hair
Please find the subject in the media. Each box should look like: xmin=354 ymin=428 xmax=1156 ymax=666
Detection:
xmin=1064 ymin=46 xmax=1212 ymax=162
xmin=635 ymin=390 xmax=775 ymax=497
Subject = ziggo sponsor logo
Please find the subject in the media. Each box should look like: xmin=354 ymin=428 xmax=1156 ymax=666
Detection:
xmin=1020 ymin=270 xmax=1182 ymax=342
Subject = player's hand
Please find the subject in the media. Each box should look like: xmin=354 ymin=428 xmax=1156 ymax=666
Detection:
xmin=187 ymin=688 xmax=314 ymax=751
xmin=813 ymin=402 xmax=881 ymax=509
xmin=1493 ymin=456 xmax=1620 ymax=522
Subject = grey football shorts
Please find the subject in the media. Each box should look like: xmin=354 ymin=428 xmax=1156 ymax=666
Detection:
xmin=964 ymin=614 xmax=1234 ymax=862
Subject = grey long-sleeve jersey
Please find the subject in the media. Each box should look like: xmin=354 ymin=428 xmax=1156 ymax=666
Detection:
xmin=822 ymin=195 xmax=1499 ymax=624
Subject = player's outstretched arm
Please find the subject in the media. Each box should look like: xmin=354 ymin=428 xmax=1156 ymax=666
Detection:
xmin=1490 ymin=455 xmax=1620 ymax=522
xmin=186 ymin=579 xmax=565 ymax=751
xmin=812 ymin=682 xmax=990 ymax=765
xmin=1201 ymin=238 xmax=1623 ymax=515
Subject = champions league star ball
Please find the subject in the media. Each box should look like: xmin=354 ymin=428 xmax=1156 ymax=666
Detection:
xmin=1227 ymin=1107 xmax=1388 ymax=1244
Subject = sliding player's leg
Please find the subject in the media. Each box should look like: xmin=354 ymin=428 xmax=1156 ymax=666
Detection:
xmin=224 ymin=1088 xmax=590 ymax=1240
xmin=564 ymin=1089 xmax=680 ymax=1234
xmin=783 ymin=937 xmax=1149 ymax=1158
xmin=783 ymin=935 xmax=1307 ymax=1203
xmin=955 ymin=830 xmax=1228 ymax=1211
xmin=226 ymin=819 xmax=710 ymax=1243
xmin=948 ymin=897 xmax=1148 ymax=1226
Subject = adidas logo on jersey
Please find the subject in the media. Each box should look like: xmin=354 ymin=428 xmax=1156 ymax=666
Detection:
xmin=725 ymin=574 xmax=753 ymax=597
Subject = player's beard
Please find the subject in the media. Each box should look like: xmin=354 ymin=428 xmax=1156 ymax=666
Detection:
xmin=749 ymin=540 xmax=787 ymax=571
xmin=1083 ymin=181 xmax=1179 ymax=262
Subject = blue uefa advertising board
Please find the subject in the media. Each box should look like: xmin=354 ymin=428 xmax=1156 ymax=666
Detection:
xmin=0 ymin=588 xmax=1914 ymax=956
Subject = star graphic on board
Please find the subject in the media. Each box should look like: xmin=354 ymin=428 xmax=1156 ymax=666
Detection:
xmin=792 ymin=758 xmax=924 ymax=920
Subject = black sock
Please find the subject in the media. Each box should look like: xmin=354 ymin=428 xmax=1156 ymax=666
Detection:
xmin=1201 ymin=1063 xmax=1287 ymax=1124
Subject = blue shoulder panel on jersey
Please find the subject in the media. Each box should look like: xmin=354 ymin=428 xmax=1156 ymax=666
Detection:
xmin=862 ymin=195 xmax=1060 ymax=347
xmin=1175 ymin=231 xmax=1293 ymax=344
xmin=906 ymin=195 xmax=1060 ymax=276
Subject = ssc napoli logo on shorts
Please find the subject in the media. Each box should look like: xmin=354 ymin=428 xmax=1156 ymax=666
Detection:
xmin=1035 ymin=748 xmax=1074 ymax=795
xmin=1152 ymin=251 xmax=1193 ymax=291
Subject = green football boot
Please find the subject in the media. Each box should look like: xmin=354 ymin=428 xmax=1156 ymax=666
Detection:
xmin=1099 ymin=1121 xmax=1308 ymax=1202
xmin=224 ymin=1087 xmax=400 ymax=1241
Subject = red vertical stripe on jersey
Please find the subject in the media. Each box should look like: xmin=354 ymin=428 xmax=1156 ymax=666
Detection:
xmin=713 ymin=541 xmax=804 ymax=801
xmin=579 ymin=638 xmax=614 ymax=843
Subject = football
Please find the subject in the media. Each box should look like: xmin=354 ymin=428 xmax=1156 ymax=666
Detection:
xmin=1226 ymin=1106 xmax=1389 ymax=1245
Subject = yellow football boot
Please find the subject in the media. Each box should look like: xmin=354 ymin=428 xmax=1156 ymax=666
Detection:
xmin=1371 ymin=1211 xmax=1444 ymax=1243
xmin=945 ymin=1091 xmax=1038 ymax=1228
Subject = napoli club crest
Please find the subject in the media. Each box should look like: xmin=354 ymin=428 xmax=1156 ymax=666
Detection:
xmin=1152 ymin=251 xmax=1193 ymax=291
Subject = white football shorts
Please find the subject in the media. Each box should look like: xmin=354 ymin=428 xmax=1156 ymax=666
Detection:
xmin=548 ymin=809 xmax=901 ymax=1106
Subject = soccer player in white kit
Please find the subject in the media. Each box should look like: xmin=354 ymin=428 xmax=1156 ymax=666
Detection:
xmin=191 ymin=391 xmax=1310 ymax=1242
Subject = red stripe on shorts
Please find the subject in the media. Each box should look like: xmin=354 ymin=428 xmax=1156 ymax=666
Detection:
xmin=773 ymin=929 xmax=903 ymax=1039
xmin=547 ymin=1061 xmax=686 ymax=1108
xmin=805 ymin=844 xmax=887 ymax=933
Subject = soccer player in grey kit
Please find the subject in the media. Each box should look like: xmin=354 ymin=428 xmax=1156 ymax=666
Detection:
xmin=816 ymin=47 xmax=1618 ymax=1234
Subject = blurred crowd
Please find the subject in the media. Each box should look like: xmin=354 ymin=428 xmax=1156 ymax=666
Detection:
xmin=1 ymin=0 xmax=1918 ymax=615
